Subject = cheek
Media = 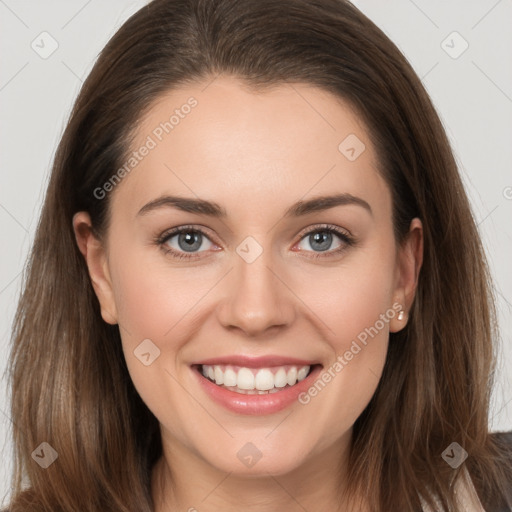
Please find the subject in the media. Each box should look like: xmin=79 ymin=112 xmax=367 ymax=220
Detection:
xmin=292 ymin=239 xmax=397 ymax=349
xmin=291 ymin=241 xmax=396 ymax=423
xmin=107 ymin=240 xmax=217 ymax=341
xmin=106 ymin=250 xmax=212 ymax=435
xmin=106 ymin=245 xmax=220 ymax=404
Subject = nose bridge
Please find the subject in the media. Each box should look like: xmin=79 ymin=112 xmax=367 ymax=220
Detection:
xmin=217 ymin=239 xmax=294 ymax=335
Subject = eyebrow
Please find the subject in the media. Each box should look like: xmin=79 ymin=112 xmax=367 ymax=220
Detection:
xmin=137 ymin=193 xmax=372 ymax=218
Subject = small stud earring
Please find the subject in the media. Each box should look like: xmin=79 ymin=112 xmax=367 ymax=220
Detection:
xmin=397 ymin=310 xmax=405 ymax=321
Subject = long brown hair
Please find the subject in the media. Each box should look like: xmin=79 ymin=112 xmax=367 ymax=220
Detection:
xmin=6 ymin=0 xmax=512 ymax=510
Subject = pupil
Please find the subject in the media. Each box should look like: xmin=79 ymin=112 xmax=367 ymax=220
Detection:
xmin=310 ymin=231 xmax=332 ymax=252
xmin=178 ymin=232 xmax=202 ymax=252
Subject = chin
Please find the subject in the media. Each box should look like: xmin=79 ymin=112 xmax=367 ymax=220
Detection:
xmin=199 ymin=439 xmax=312 ymax=478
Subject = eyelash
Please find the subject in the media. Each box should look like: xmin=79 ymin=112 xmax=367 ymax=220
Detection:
xmin=155 ymin=223 xmax=356 ymax=261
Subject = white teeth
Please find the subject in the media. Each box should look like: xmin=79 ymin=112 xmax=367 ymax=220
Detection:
xmin=297 ymin=367 xmax=308 ymax=382
xmin=237 ymin=368 xmax=255 ymax=390
xmin=200 ymin=364 xmax=311 ymax=392
xmin=254 ymin=369 xmax=274 ymax=391
xmin=287 ymin=367 xmax=297 ymax=386
xmin=274 ymin=368 xmax=288 ymax=388
xmin=214 ymin=366 xmax=224 ymax=385
xmin=223 ymin=368 xmax=237 ymax=387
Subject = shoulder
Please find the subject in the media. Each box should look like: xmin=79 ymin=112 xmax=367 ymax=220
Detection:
xmin=421 ymin=432 xmax=512 ymax=512
xmin=491 ymin=429 xmax=512 ymax=448
xmin=481 ymin=430 xmax=512 ymax=512
xmin=489 ymin=429 xmax=512 ymax=472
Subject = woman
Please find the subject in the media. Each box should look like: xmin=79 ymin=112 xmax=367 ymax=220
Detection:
xmin=5 ymin=0 xmax=512 ymax=510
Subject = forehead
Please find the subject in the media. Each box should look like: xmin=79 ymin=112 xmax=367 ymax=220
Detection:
xmin=112 ymin=76 xmax=390 ymax=220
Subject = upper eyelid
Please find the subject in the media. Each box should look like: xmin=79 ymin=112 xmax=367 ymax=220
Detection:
xmin=159 ymin=224 xmax=217 ymax=241
xmin=295 ymin=223 xmax=352 ymax=239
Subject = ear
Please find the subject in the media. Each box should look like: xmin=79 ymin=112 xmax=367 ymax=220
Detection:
xmin=389 ymin=217 xmax=423 ymax=333
xmin=72 ymin=212 xmax=118 ymax=325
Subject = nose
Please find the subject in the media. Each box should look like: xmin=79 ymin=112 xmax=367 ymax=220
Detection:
xmin=216 ymin=248 xmax=296 ymax=337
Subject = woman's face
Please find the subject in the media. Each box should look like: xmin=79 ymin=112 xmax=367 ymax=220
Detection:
xmin=75 ymin=76 xmax=422 ymax=478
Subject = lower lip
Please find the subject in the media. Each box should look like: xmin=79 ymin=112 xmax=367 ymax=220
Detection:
xmin=193 ymin=365 xmax=323 ymax=415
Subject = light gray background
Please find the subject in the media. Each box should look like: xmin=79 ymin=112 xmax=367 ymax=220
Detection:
xmin=1 ymin=0 xmax=511 ymax=506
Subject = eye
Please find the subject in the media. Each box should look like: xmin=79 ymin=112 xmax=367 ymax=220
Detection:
xmin=156 ymin=226 xmax=218 ymax=260
xmin=156 ymin=223 xmax=356 ymax=261
xmin=294 ymin=224 xmax=355 ymax=257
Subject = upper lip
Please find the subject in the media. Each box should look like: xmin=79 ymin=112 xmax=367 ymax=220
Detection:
xmin=193 ymin=355 xmax=320 ymax=368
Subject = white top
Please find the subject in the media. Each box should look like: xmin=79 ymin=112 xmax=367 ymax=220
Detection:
xmin=419 ymin=466 xmax=486 ymax=511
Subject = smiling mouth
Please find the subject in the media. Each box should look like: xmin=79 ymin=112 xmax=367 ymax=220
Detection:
xmin=195 ymin=364 xmax=317 ymax=395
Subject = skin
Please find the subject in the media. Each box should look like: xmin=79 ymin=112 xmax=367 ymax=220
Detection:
xmin=73 ymin=76 xmax=423 ymax=511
